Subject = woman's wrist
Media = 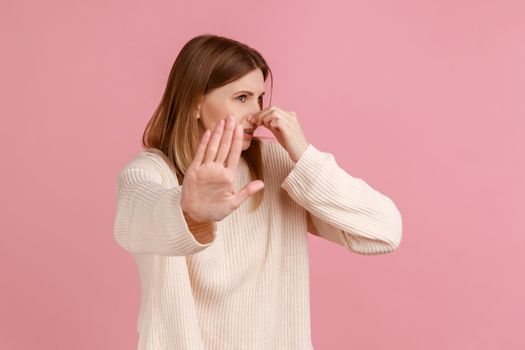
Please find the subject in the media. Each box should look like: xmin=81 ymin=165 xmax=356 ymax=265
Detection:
xmin=183 ymin=208 xmax=211 ymax=226
xmin=182 ymin=209 xmax=216 ymax=244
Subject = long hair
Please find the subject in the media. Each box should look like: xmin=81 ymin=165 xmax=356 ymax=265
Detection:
xmin=142 ymin=34 xmax=273 ymax=212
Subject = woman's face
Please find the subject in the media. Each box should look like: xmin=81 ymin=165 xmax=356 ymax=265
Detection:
xmin=196 ymin=68 xmax=265 ymax=151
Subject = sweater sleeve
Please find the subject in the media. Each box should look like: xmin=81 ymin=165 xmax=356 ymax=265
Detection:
xmin=113 ymin=166 xmax=219 ymax=256
xmin=280 ymin=143 xmax=403 ymax=255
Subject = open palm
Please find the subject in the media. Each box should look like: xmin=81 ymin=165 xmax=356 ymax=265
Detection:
xmin=181 ymin=115 xmax=265 ymax=223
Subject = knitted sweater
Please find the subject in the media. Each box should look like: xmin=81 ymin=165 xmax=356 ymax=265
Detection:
xmin=113 ymin=139 xmax=403 ymax=349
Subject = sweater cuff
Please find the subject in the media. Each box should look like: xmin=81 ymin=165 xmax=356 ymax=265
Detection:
xmin=281 ymin=143 xmax=324 ymax=192
xmin=170 ymin=188 xmax=219 ymax=251
xmin=183 ymin=212 xmax=218 ymax=245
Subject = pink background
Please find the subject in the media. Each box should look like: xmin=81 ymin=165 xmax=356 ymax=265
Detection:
xmin=1 ymin=0 xmax=524 ymax=349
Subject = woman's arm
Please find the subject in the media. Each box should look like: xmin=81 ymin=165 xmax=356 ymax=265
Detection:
xmin=113 ymin=167 xmax=219 ymax=256
xmin=281 ymin=143 xmax=403 ymax=255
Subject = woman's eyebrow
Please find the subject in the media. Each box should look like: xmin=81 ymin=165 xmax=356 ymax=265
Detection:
xmin=235 ymin=90 xmax=265 ymax=96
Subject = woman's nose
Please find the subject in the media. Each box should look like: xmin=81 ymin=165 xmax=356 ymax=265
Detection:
xmin=247 ymin=113 xmax=260 ymax=127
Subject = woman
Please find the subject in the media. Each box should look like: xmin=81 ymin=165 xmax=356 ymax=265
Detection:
xmin=113 ymin=34 xmax=403 ymax=349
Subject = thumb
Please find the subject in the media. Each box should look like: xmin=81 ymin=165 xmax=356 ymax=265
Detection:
xmin=231 ymin=180 xmax=265 ymax=209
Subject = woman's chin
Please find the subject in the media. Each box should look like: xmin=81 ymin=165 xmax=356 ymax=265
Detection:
xmin=241 ymin=137 xmax=253 ymax=151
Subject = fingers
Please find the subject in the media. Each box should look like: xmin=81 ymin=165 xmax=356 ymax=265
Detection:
xmin=192 ymin=129 xmax=212 ymax=166
xmin=225 ymin=123 xmax=243 ymax=171
xmin=203 ymin=118 xmax=226 ymax=163
xmin=251 ymin=106 xmax=283 ymax=128
xmin=256 ymin=110 xmax=285 ymax=130
xmin=231 ymin=180 xmax=265 ymax=209
xmin=215 ymin=115 xmax=236 ymax=164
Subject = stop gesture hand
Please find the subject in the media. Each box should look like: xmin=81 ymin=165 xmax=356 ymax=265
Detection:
xmin=181 ymin=115 xmax=265 ymax=223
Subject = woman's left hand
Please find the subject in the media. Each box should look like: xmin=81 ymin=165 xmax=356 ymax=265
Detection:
xmin=249 ymin=106 xmax=310 ymax=163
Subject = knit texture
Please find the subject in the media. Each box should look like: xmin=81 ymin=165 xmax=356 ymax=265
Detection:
xmin=113 ymin=140 xmax=403 ymax=349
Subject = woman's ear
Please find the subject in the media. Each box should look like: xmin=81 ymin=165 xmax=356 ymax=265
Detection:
xmin=195 ymin=96 xmax=204 ymax=118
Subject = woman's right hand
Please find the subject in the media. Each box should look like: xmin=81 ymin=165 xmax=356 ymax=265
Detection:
xmin=181 ymin=114 xmax=265 ymax=223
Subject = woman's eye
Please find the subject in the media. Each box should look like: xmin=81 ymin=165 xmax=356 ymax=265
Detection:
xmin=237 ymin=95 xmax=263 ymax=103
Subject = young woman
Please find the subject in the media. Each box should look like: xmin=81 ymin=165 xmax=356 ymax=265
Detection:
xmin=113 ymin=34 xmax=403 ymax=350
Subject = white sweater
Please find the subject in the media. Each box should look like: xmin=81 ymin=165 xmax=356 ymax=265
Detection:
xmin=113 ymin=140 xmax=402 ymax=349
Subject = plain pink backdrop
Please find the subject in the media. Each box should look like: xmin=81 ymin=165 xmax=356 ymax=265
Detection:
xmin=1 ymin=0 xmax=524 ymax=349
